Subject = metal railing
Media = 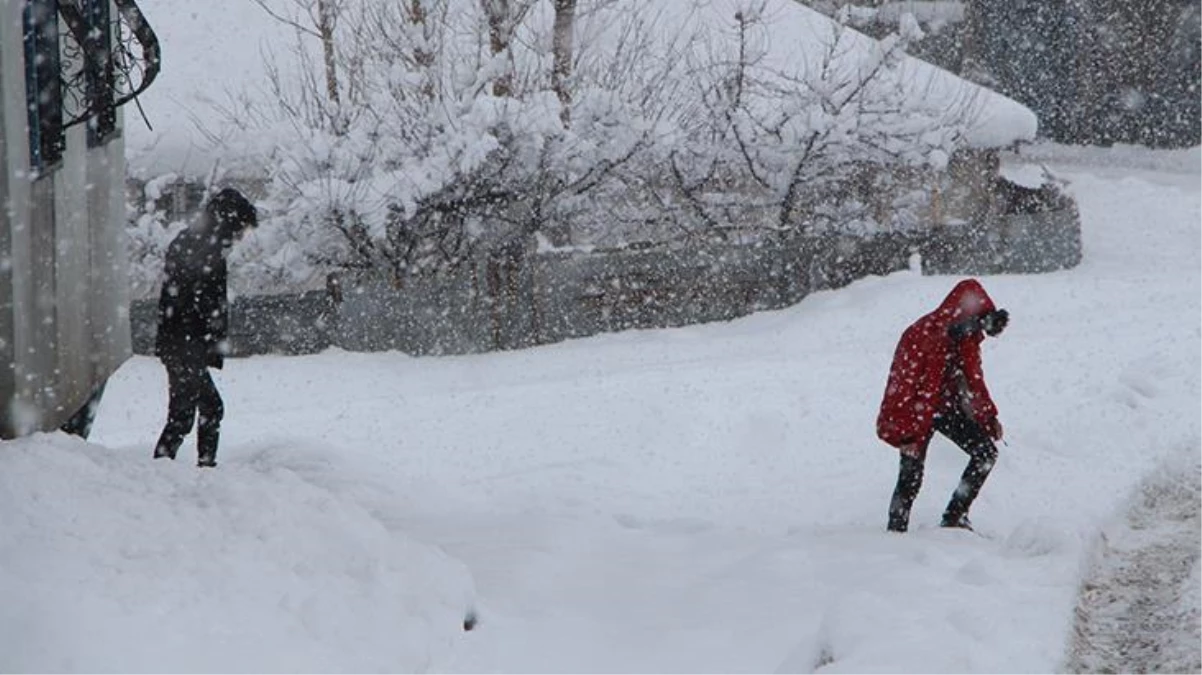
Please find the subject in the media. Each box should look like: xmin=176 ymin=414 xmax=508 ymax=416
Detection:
xmin=56 ymin=0 xmax=160 ymax=132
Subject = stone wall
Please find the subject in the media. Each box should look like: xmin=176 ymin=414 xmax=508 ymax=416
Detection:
xmin=130 ymin=203 xmax=1082 ymax=358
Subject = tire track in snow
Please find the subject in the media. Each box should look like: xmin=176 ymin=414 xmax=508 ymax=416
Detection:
xmin=1064 ymin=454 xmax=1201 ymax=674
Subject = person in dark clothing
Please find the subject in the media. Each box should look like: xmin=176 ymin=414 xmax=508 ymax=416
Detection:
xmin=876 ymin=279 xmax=1010 ymax=532
xmin=152 ymin=188 xmax=257 ymax=467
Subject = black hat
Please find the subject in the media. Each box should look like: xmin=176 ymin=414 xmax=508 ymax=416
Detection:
xmin=207 ymin=188 xmax=258 ymax=243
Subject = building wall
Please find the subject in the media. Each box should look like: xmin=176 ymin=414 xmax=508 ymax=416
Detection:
xmin=0 ymin=3 xmax=38 ymax=436
xmin=1 ymin=1 xmax=132 ymax=438
xmin=88 ymin=129 xmax=132 ymax=384
xmin=0 ymin=22 xmax=11 ymax=426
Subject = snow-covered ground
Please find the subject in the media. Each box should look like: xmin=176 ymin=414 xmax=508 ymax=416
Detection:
xmin=1 ymin=144 xmax=1198 ymax=672
xmin=1066 ymin=459 xmax=1201 ymax=674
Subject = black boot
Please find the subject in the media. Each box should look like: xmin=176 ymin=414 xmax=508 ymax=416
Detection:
xmin=197 ymin=423 xmax=219 ymax=468
xmin=196 ymin=389 xmax=223 ymax=468
xmin=940 ymin=511 xmax=973 ymax=530
xmin=941 ymin=448 xmax=996 ymax=530
xmin=153 ymin=414 xmax=188 ymax=460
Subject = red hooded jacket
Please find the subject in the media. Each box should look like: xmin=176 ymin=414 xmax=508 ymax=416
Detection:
xmin=876 ymin=279 xmax=999 ymax=448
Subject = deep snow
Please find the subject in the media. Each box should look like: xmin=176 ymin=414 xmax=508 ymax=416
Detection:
xmin=0 ymin=145 xmax=1195 ymax=672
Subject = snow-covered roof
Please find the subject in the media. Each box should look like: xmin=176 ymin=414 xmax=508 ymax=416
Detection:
xmin=563 ymin=0 xmax=1037 ymax=150
xmin=841 ymin=0 xmax=967 ymax=29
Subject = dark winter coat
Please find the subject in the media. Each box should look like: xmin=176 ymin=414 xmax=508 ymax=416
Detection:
xmin=154 ymin=225 xmax=230 ymax=369
xmin=876 ymin=279 xmax=999 ymax=448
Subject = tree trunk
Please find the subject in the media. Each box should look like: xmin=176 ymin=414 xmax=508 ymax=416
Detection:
xmin=551 ymin=0 xmax=576 ymax=125
xmin=485 ymin=0 xmax=513 ymax=97
xmin=318 ymin=0 xmax=340 ymax=105
xmin=958 ymin=0 xmax=988 ymax=85
xmin=408 ymin=0 xmax=436 ymax=98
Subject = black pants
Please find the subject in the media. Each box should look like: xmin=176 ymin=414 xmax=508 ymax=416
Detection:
xmin=887 ymin=412 xmax=998 ymax=532
xmin=154 ymin=358 xmax=223 ymax=461
xmin=61 ymin=383 xmax=106 ymax=439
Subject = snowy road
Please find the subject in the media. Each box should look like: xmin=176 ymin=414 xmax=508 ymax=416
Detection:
xmin=2 ymin=145 xmax=1198 ymax=672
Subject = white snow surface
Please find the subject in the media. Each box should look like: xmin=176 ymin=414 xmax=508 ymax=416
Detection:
xmin=1 ymin=146 xmax=1198 ymax=672
xmin=0 ymin=435 xmax=472 ymax=672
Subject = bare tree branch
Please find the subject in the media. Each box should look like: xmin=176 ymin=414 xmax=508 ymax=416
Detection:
xmin=250 ymin=0 xmax=321 ymax=38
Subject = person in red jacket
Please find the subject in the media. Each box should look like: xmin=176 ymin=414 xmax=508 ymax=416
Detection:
xmin=877 ymin=279 xmax=1009 ymax=532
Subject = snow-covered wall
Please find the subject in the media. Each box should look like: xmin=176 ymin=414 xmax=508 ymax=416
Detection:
xmin=128 ymin=197 xmax=1080 ymax=358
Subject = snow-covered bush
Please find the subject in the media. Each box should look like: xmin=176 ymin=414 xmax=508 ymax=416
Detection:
xmin=189 ymin=0 xmax=995 ymax=285
xmin=126 ymin=174 xmax=189 ymax=299
xmin=234 ymin=0 xmax=670 ymax=283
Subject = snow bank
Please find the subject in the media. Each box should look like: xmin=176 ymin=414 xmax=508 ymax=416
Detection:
xmin=1065 ymin=452 xmax=1202 ymax=673
xmin=0 ymin=434 xmax=475 ymax=673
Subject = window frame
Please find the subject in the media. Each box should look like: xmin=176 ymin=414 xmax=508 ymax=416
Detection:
xmin=23 ymin=0 xmax=66 ymax=176
xmin=82 ymin=0 xmax=118 ymax=147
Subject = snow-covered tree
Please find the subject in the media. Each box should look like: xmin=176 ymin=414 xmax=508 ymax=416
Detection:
xmin=171 ymin=0 xmax=1000 ymax=290
xmin=648 ymin=3 xmax=971 ymax=238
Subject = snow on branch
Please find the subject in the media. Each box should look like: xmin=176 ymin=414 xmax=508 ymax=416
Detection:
xmin=167 ymin=0 xmax=1018 ymax=289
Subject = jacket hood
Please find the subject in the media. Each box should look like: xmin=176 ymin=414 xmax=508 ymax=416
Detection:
xmin=204 ymin=188 xmax=258 ymax=246
xmin=935 ymin=279 xmax=997 ymax=323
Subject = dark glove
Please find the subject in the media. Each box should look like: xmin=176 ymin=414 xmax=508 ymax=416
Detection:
xmin=207 ymin=339 xmax=230 ymax=369
xmin=985 ymin=418 xmax=1004 ymax=441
